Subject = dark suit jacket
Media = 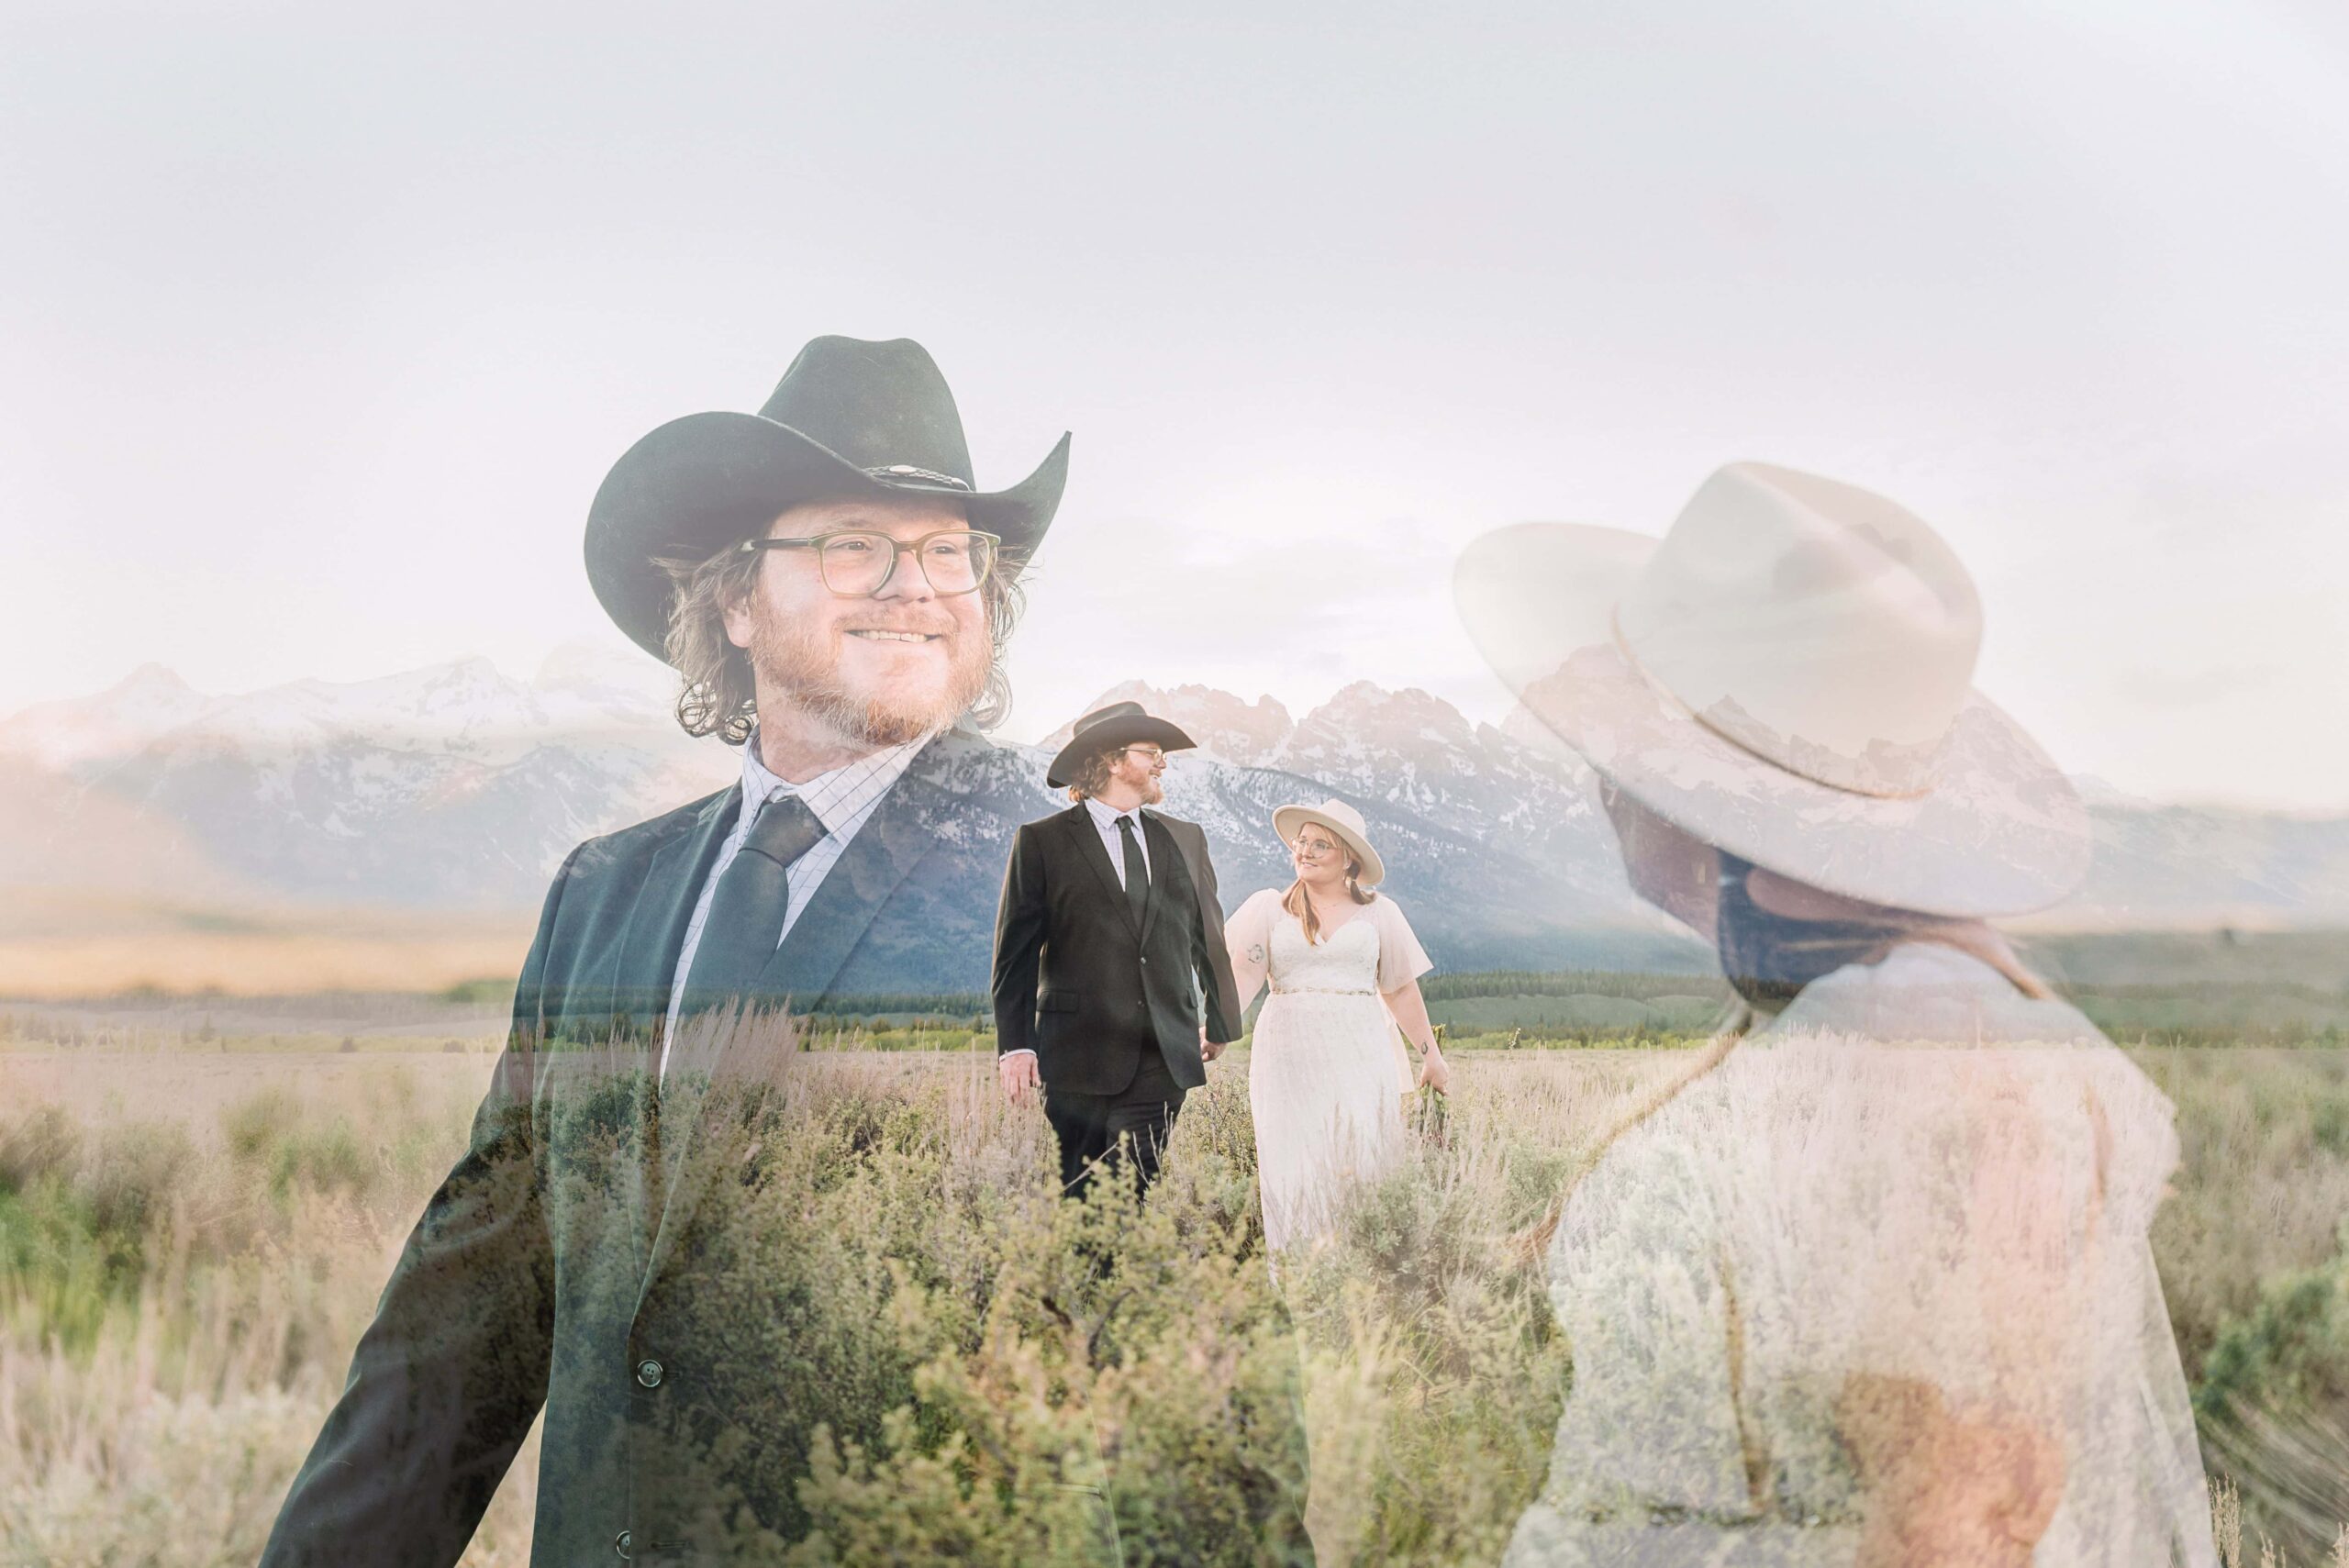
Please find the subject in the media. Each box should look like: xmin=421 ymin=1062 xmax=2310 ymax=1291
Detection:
xmin=260 ymin=728 xmax=1080 ymax=1568
xmin=991 ymin=803 xmax=1244 ymax=1096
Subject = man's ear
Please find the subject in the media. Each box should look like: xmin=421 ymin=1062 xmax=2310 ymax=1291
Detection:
xmin=719 ymin=576 xmax=759 ymax=652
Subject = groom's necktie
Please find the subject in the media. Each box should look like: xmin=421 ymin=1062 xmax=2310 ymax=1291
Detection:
xmin=680 ymin=794 xmax=828 ymax=1014
xmin=1116 ymin=814 xmax=1150 ymax=927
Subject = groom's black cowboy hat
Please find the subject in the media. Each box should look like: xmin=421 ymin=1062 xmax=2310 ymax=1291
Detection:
xmin=1046 ymin=701 xmax=1198 ymax=789
xmin=585 ymin=335 xmax=1072 ymax=662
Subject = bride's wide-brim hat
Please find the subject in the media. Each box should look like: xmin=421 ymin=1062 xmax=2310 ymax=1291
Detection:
xmin=1272 ymin=797 xmax=1386 ymax=887
xmin=585 ymin=335 xmax=1071 ymax=663
xmin=1045 ymin=701 xmax=1199 ymax=789
xmin=1453 ymin=462 xmax=2088 ymax=918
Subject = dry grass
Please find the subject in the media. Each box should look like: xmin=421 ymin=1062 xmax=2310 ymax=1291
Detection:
xmin=5 ymin=1039 xmax=2349 ymax=1564
xmin=0 ymin=889 xmax=533 ymax=999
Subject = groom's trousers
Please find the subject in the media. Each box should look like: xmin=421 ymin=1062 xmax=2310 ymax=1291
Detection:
xmin=1045 ymin=1043 xmax=1185 ymax=1197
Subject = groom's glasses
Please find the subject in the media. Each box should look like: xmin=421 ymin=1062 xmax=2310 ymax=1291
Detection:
xmin=740 ymin=528 xmax=1000 ymax=597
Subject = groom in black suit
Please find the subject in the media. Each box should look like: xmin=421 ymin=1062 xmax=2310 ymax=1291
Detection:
xmin=994 ymin=702 xmax=1245 ymax=1195
xmin=262 ymin=337 xmax=1081 ymax=1568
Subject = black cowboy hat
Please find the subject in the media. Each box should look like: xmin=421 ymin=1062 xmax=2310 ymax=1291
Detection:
xmin=1045 ymin=701 xmax=1199 ymax=789
xmin=585 ymin=335 xmax=1072 ymax=662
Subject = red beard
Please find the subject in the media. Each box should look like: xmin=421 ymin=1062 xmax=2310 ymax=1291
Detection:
xmin=746 ymin=606 xmax=989 ymax=747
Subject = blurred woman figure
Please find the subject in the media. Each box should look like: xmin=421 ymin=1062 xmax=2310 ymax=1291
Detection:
xmin=1226 ymin=798 xmax=1448 ymax=1254
xmin=1455 ymin=463 xmax=2215 ymax=1567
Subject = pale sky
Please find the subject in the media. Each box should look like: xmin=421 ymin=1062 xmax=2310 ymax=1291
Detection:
xmin=4 ymin=1 xmax=2345 ymax=807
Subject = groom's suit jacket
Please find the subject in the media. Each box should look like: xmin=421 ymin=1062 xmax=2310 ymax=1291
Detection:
xmin=991 ymin=803 xmax=1245 ymax=1095
xmin=260 ymin=728 xmax=1054 ymax=1568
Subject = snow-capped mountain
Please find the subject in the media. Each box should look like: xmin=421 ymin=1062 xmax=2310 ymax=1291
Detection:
xmin=5 ymin=658 xmax=2346 ymax=990
xmin=0 ymin=651 xmax=735 ymax=910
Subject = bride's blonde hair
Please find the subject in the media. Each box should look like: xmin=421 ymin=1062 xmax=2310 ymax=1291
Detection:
xmin=1282 ymin=832 xmax=1375 ymax=944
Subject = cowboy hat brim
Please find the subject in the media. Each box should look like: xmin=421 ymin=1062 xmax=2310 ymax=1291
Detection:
xmin=585 ymin=411 xmax=1071 ymax=663
xmin=1454 ymin=522 xmax=2089 ymax=918
xmin=1271 ymin=803 xmax=1386 ymax=887
xmin=1044 ymin=716 xmax=1197 ymax=790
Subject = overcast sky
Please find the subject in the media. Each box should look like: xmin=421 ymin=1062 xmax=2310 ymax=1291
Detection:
xmin=4 ymin=1 xmax=2345 ymax=807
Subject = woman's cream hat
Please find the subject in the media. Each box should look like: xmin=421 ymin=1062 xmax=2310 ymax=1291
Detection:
xmin=1272 ymin=797 xmax=1386 ymax=887
xmin=1453 ymin=462 xmax=2089 ymax=917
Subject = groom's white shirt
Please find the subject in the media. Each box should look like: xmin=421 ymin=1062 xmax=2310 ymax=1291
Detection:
xmin=1082 ymin=794 xmax=1152 ymax=884
xmin=1001 ymin=795 xmax=1154 ymax=1068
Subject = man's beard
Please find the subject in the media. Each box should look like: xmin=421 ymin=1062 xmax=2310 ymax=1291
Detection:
xmin=747 ymin=607 xmax=989 ymax=748
xmin=1139 ymin=774 xmax=1165 ymax=805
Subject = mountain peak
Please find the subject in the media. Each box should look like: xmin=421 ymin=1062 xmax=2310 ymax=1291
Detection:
xmin=112 ymin=662 xmax=195 ymax=696
xmin=0 ymin=661 xmax=219 ymax=768
xmin=1291 ymin=681 xmax=1478 ymax=757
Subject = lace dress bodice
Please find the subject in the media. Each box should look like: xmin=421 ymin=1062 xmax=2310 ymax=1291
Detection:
xmin=1265 ymin=914 xmax=1382 ymax=994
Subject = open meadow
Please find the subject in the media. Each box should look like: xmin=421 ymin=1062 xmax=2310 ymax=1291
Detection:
xmin=6 ymin=993 xmax=2349 ymax=1564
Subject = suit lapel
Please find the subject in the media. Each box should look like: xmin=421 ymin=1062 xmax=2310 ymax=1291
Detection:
xmin=1070 ymin=806 xmax=1141 ymax=937
xmin=613 ymin=785 xmax=740 ymax=1029
xmin=640 ymin=737 xmax=953 ymax=1296
xmin=603 ymin=787 xmax=736 ymax=1278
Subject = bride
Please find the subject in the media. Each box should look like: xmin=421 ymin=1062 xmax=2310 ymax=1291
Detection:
xmin=1225 ymin=798 xmax=1449 ymax=1253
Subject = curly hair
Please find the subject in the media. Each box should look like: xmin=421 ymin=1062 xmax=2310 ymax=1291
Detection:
xmin=1063 ymin=745 xmax=1123 ymax=803
xmin=657 ymin=528 xmax=1030 ymax=746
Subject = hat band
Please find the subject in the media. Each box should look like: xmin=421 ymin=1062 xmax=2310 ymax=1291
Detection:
xmin=1609 ymin=609 xmax=1944 ymax=800
xmin=864 ymin=463 xmax=972 ymax=492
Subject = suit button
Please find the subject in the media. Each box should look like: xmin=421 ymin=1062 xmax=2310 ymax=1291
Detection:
xmin=616 ymin=1528 xmax=632 ymax=1557
xmin=635 ymin=1357 xmax=663 ymax=1388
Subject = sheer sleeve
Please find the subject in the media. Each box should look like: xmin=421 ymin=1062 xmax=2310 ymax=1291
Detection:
xmin=1224 ymin=888 xmax=1277 ymax=1013
xmin=1371 ymin=895 xmax=1434 ymax=994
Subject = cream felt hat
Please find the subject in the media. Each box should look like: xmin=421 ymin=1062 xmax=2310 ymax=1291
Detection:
xmin=1453 ymin=462 xmax=2088 ymax=917
xmin=1272 ymin=797 xmax=1386 ymax=887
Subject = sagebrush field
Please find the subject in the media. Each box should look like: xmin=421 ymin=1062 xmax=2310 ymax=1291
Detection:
xmin=6 ymin=999 xmax=2349 ymax=1564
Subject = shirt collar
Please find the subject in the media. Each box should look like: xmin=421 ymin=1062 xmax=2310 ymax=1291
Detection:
xmin=737 ymin=723 xmax=933 ymax=838
xmin=1083 ymin=795 xmax=1145 ymax=833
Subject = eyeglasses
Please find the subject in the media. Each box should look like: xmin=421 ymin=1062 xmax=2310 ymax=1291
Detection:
xmin=1120 ymin=746 xmax=1166 ymax=763
xmin=740 ymin=528 xmax=1000 ymax=598
xmin=1293 ymin=835 xmax=1341 ymax=858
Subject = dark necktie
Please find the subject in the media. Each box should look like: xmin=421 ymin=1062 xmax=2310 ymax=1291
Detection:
xmin=680 ymin=794 xmax=827 ymax=1012
xmin=1117 ymin=814 xmax=1150 ymax=927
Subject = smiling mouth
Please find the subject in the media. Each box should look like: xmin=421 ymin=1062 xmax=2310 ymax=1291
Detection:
xmin=846 ymin=629 xmax=942 ymax=645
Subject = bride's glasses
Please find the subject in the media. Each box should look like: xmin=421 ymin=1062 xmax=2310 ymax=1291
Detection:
xmin=1293 ymin=833 xmax=1341 ymax=859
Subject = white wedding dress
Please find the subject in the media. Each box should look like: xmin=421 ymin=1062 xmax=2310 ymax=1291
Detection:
xmin=1504 ymin=944 xmax=2217 ymax=1567
xmin=1226 ymin=889 xmax=1433 ymax=1253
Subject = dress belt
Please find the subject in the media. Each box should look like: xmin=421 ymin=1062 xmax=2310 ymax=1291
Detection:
xmin=1267 ymin=984 xmax=1375 ymax=995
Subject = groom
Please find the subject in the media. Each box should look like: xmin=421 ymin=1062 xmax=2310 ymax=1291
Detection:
xmin=262 ymin=336 xmax=1076 ymax=1568
xmin=994 ymin=701 xmax=1244 ymax=1196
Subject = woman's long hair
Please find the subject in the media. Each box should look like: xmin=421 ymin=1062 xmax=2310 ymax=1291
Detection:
xmin=1282 ymin=842 xmax=1375 ymax=944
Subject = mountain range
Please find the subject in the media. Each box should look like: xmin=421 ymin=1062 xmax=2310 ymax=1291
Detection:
xmin=5 ymin=652 xmax=2346 ymax=989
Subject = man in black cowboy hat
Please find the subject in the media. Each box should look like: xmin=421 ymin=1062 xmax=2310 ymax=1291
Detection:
xmin=262 ymin=337 xmax=1083 ymax=1567
xmin=994 ymin=701 xmax=1246 ymax=1196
